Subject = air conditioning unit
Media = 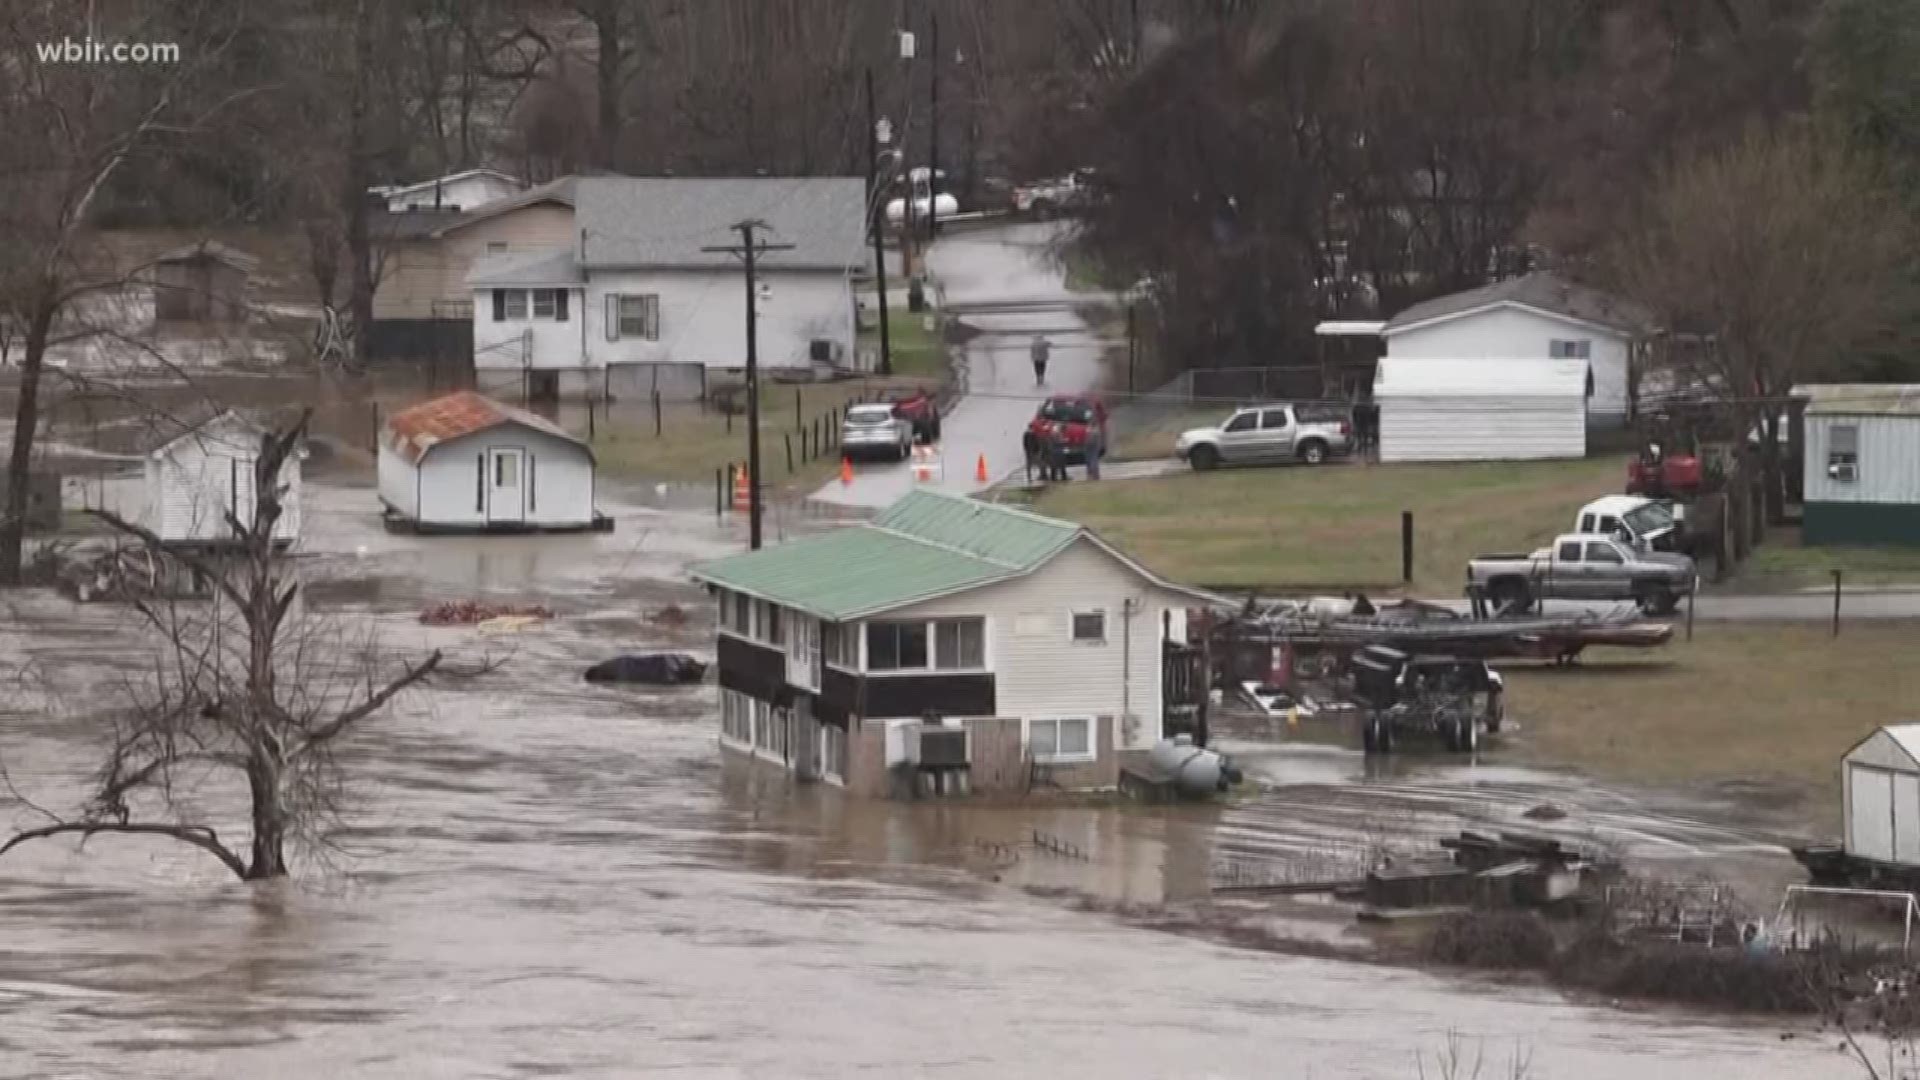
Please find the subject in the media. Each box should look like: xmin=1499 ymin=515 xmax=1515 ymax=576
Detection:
xmin=809 ymin=338 xmax=842 ymax=363
xmin=1829 ymin=461 xmax=1859 ymax=482
xmin=918 ymin=727 xmax=969 ymax=768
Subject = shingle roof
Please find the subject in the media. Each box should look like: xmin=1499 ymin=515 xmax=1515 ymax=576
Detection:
xmin=1382 ymin=271 xmax=1653 ymax=336
xmin=383 ymin=391 xmax=586 ymax=465
xmin=689 ymin=490 xmax=1223 ymax=621
xmin=1795 ymin=383 xmax=1920 ymax=418
xmin=151 ymin=240 xmax=259 ymax=273
xmin=469 ymin=249 xmax=584 ymax=287
xmin=576 ymin=177 xmax=867 ymax=272
xmin=374 ymin=175 xmax=584 ymax=241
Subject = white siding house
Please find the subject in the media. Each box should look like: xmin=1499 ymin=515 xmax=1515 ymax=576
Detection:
xmin=1375 ymin=357 xmax=1588 ymax=463
xmin=374 ymin=168 xmax=525 ymax=214
xmin=469 ymin=177 xmax=865 ymax=397
xmin=140 ymin=412 xmax=302 ymax=546
xmin=1795 ymin=384 xmax=1920 ymax=546
xmin=379 ymin=391 xmax=606 ymax=533
xmin=1381 ymin=271 xmax=1650 ymax=426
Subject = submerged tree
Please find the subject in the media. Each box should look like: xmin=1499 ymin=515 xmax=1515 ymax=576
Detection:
xmin=0 ymin=413 xmax=441 ymax=880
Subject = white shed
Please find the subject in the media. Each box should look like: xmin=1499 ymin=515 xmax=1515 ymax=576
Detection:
xmin=140 ymin=411 xmax=302 ymax=546
xmin=378 ymin=390 xmax=607 ymax=533
xmin=1374 ymin=357 xmax=1589 ymax=463
xmin=1843 ymin=725 xmax=1920 ymax=868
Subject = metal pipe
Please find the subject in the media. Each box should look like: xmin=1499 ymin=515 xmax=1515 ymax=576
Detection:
xmin=1122 ymin=596 xmax=1138 ymax=743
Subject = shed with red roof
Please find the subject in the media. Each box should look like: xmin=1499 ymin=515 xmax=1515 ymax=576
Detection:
xmin=377 ymin=391 xmax=609 ymax=533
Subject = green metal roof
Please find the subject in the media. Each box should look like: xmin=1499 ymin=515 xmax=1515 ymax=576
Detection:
xmin=689 ymin=490 xmax=1082 ymax=620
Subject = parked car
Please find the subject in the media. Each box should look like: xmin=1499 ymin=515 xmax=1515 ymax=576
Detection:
xmin=841 ymin=403 xmax=915 ymax=461
xmin=1174 ymin=403 xmax=1352 ymax=471
xmin=1466 ymin=533 xmax=1697 ymax=616
xmin=1573 ymin=495 xmax=1683 ymax=553
xmin=1028 ymin=394 xmax=1109 ymax=464
xmin=885 ymin=387 xmax=942 ymax=443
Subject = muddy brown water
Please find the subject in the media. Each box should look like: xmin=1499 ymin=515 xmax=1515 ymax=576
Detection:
xmin=0 ymin=484 xmax=1871 ymax=1078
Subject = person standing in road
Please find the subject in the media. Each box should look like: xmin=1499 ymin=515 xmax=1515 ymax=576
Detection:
xmin=1083 ymin=422 xmax=1103 ymax=480
xmin=1030 ymin=335 xmax=1051 ymax=387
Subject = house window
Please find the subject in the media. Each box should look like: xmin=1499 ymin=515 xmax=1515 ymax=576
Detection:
xmin=934 ymin=617 xmax=985 ymax=669
xmin=501 ymin=289 xmax=527 ymax=319
xmin=820 ymin=724 xmax=847 ymax=782
xmin=762 ymin=602 xmax=783 ymax=646
xmin=1028 ymin=717 xmax=1095 ymax=764
xmin=1829 ymin=424 xmax=1860 ymax=482
xmin=1071 ymin=610 xmax=1107 ymax=643
xmin=1550 ymin=339 xmax=1591 ymax=359
xmin=721 ymin=690 xmax=753 ymax=745
xmin=822 ymin=622 xmax=857 ymax=667
xmin=491 ymin=288 xmax=568 ymax=322
xmin=727 ymin=592 xmax=751 ymax=635
xmin=610 ymin=294 xmax=661 ymax=341
xmin=867 ymin=621 xmax=930 ymax=671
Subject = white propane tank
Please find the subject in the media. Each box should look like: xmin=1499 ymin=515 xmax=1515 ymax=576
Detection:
xmin=1148 ymin=734 xmax=1242 ymax=797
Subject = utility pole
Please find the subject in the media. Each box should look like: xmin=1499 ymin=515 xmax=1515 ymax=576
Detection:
xmin=702 ymin=220 xmax=795 ymax=550
xmin=928 ymin=6 xmax=941 ymax=238
xmin=866 ymin=67 xmax=894 ymax=377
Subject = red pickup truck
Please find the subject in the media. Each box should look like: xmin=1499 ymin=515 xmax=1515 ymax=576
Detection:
xmin=1027 ymin=394 xmax=1109 ymax=464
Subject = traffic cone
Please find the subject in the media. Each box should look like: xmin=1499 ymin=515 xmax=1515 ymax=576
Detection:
xmin=732 ymin=463 xmax=751 ymax=511
xmin=839 ymin=456 xmax=853 ymax=486
xmin=975 ymin=453 xmax=989 ymax=483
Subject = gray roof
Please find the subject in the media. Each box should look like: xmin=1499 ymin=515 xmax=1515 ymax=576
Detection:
xmin=152 ymin=240 xmax=259 ymax=273
xmin=469 ymin=249 xmax=584 ymax=287
xmin=374 ymin=175 xmax=586 ymax=241
xmin=1382 ymin=271 xmax=1653 ymax=336
xmin=576 ymin=177 xmax=867 ymax=272
xmin=1795 ymin=384 xmax=1920 ymax=418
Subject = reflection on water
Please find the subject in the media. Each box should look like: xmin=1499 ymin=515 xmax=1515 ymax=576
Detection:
xmin=0 ymin=493 xmax=1864 ymax=1079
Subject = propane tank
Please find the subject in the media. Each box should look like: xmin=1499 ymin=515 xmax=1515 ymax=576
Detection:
xmin=1148 ymin=734 xmax=1244 ymax=797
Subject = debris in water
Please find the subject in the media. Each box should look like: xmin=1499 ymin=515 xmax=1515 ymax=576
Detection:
xmin=1523 ymin=803 xmax=1568 ymax=822
xmin=420 ymin=600 xmax=556 ymax=626
xmin=584 ymin=653 xmax=707 ymax=685
xmin=650 ymin=603 xmax=689 ymax=627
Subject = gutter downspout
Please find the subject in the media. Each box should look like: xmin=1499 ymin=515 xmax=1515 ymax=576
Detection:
xmin=1122 ymin=596 xmax=1138 ymax=748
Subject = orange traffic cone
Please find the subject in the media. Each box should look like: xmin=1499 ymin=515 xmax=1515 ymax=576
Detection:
xmin=731 ymin=463 xmax=751 ymax=511
xmin=975 ymin=453 xmax=989 ymax=483
xmin=839 ymin=456 xmax=853 ymax=486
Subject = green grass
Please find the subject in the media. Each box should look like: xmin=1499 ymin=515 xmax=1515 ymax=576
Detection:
xmin=1029 ymin=456 xmax=1628 ymax=592
xmin=1108 ymin=406 xmax=1225 ymax=461
xmin=1735 ymin=530 xmax=1920 ymax=588
xmin=859 ymin=307 xmax=947 ymax=379
xmin=590 ymin=376 xmax=941 ymax=490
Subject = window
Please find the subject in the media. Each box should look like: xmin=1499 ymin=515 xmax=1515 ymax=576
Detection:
xmin=762 ymin=602 xmax=783 ymax=646
xmin=502 ymin=289 xmax=527 ymax=319
xmin=1584 ymin=542 xmax=1624 ymax=564
xmin=730 ymin=592 xmax=751 ymax=635
xmin=610 ymin=294 xmax=661 ymax=340
xmin=721 ymin=690 xmax=753 ymax=745
xmin=867 ymin=621 xmax=929 ymax=671
xmin=822 ymin=622 xmax=857 ymax=667
xmin=491 ymin=288 xmax=567 ymax=322
xmin=1555 ymin=540 xmax=1582 ymax=562
xmin=820 ymin=724 xmax=847 ymax=782
xmin=1597 ymin=516 xmax=1620 ymax=536
xmin=494 ymin=453 xmax=517 ymax=487
xmin=1223 ymin=412 xmax=1257 ymax=433
xmin=1071 ymin=610 xmax=1106 ymax=643
xmin=934 ymin=618 xmax=985 ymax=669
xmin=1260 ymin=409 xmax=1292 ymax=429
xmin=1829 ymin=424 xmax=1860 ymax=482
xmin=486 ymin=241 xmax=509 ymax=254
xmin=1028 ymin=717 xmax=1094 ymax=764
xmin=1550 ymin=339 xmax=1592 ymax=359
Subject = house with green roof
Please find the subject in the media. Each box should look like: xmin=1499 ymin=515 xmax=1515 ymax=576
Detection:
xmin=689 ymin=490 xmax=1226 ymax=797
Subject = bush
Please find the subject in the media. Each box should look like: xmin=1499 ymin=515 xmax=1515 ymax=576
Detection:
xmin=1424 ymin=911 xmax=1556 ymax=970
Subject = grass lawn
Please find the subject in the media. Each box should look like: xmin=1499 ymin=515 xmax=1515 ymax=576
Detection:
xmin=590 ymin=375 xmax=941 ymax=491
xmin=1029 ymin=456 xmax=1627 ymax=592
xmin=1506 ymin=621 xmax=1920 ymax=821
xmin=1108 ymin=406 xmax=1224 ymax=461
xmin=1733 ymin=529 xmax=1920 ymax=589
xmin=859 ymin=307 xmax=948 ymax=379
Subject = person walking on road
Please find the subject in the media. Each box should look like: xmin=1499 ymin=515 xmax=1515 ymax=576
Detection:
xmin=1022 ymin=428 xmax=1040 ymax=483
xmin=1030 ymin=335 xmax=1052 ymax=387
xmin=1083 ymin=423 xmax=1103 ymax=480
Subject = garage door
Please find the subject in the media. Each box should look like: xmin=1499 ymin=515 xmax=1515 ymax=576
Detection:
xmin=1851 ymin=764 xmax=1896 ymax=863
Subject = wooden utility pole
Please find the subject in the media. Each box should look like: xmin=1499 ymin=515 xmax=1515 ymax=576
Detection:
xmin=866 ymin=67 xmax=894 ymax=376
xmin=702 ymin=221 xmax=795 ymax=550
xmin=928 ymin=6 xmax=941 ymax=238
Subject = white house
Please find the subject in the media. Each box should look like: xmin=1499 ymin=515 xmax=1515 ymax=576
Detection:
xmin=1380 ymin=271 xmax=1651 ymax=426
xmin=139 ymin=409 xmax=302 ymax=547
xmin=1795 ymin=384 xmax=1920 ymax=547
xmin=378 ymin=390 xmax=608 ymax=534
xmin=1375 ymin=357 xmax=1589 ymax=462
xmin=468 ymin=177 xmax=866 ymax=398
xmin=372 ymin=168 xmax=526 ymax=214
xmin=688 ymin=490 xmax=1223 ymax=797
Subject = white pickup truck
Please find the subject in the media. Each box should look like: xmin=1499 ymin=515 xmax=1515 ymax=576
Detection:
xmin=1466 ymin=533 xmax=1697 ymax=616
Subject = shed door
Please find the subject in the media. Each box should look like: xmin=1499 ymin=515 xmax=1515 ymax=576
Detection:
xmin=1851 ymin=764 xmax=1897 ymax=863
xmin=487 ymin=447 xmax=526 ymax=523
xmin=1895 ymin=772 xmax=1920 ymax=864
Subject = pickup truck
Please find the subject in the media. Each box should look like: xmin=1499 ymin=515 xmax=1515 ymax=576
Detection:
xmin=1174 ymin=402 xmax=1352 ymax=470
xmin=1466 ymin=534 xmax=1696 ymax=616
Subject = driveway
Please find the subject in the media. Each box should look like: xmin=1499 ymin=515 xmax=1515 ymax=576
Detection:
xmin=812 ymin=222 xmax=1109 ymax=508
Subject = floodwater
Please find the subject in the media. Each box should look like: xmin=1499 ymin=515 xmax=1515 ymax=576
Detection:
xmin=0 ymin=482 xmax=1869 ymax=1078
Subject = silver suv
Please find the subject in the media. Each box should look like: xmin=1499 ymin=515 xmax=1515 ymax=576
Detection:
xmin=1174 ymin=403 xmax=1353 ymax=471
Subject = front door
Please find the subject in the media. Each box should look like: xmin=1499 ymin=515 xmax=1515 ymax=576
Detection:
xmin=487 ymin=447 xmax=526 ymax=523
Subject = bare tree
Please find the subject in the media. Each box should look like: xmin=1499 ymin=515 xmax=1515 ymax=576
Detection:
xmin=1610 ymin=122 xmax=1915 ymax=522
xmin=0 ymin=413 xmax=441 ymax=880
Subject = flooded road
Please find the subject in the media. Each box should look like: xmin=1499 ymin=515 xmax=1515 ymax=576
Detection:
xmin=0 ymin=483 xmax=1867 ymax=1078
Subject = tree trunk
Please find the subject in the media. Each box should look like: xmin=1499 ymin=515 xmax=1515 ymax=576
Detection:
xmin=345 ymin=0 xmax=376 ymax=367
xmin=244 ymin=758 xmax=289 ymax=880
xmin=0 ymin=299 xmax=56 ymax=587
xmin=594 ymin=3 xmax=624 ymax=169
xmin=1761 ymin=411 xmax=1785 ymax=526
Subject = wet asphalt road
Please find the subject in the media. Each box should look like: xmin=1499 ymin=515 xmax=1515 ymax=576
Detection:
xmin=812 ymin=222 xmax=1110 ymax=508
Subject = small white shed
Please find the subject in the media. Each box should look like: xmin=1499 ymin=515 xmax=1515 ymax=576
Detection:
xmin=1374 ymin=357 xmax=1589 ymax=463
xmin=140 ymin=411 xmax=302 ymax=546
xmin=1843 ymin=725 xmax=1920 ymax=868
xmin=378 ymin=390 xmax=607 ymax=533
